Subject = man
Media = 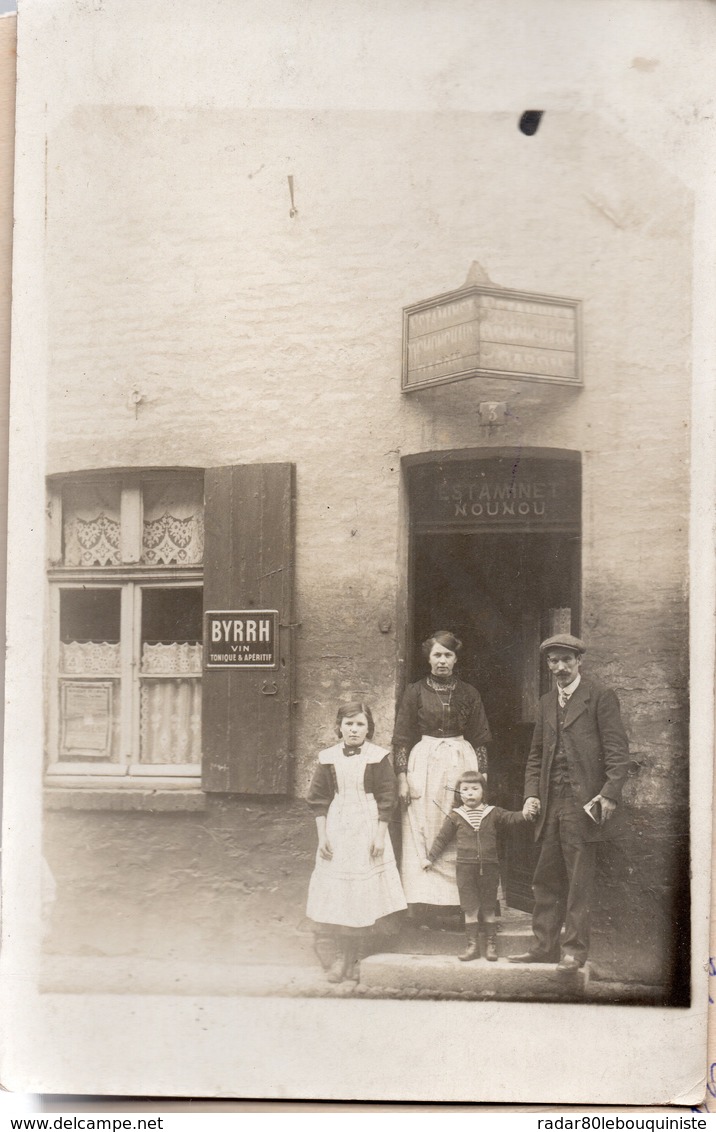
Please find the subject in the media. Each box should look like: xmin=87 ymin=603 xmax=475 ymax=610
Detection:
xmin=510 ymin=634 xmax=630 ymax=972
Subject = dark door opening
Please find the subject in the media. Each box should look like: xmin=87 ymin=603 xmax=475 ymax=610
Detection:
xmin=406 ymin=452 xmax=581 ymax=910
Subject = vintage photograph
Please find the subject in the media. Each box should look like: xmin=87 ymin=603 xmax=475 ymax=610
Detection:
xmin=1 ymin=0 xmax=712 ymax=1105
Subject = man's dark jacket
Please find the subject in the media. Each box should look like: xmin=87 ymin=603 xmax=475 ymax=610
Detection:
xmin=524 ymin=676 xmax=630 ymax=843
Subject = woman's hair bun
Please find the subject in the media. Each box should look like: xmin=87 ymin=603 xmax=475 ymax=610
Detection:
xmin=421 ymin=630 xmax=462 ymax=657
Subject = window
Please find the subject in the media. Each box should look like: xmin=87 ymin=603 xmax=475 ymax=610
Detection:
xmin=47 ymin=471 xmax=204 ymax=782
xmin=47 ymin=463 xmax=296 ymax=795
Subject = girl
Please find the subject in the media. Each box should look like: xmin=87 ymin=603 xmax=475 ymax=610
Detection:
xmin=306 ymin=701 xmax=407 ymax=983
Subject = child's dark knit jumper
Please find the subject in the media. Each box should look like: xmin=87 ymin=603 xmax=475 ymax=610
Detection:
xmin=428 ymin=804 xmax=526 ymax=869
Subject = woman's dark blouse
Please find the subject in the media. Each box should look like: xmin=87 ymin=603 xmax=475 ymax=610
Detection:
xmin=391 ymin=678 xmax=491 ymax=774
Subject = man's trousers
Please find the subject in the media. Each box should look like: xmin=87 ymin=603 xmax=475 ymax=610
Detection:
xmin=531 ymin=794 xmax=597 ymax=964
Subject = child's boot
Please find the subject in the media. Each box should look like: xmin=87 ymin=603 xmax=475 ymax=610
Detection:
xmin=326 ymin=950 xmax=346 ymax=983
xmin=341 ymin=940 xmax=359 ymax=982
xmin=485 ymin=925 xmax=498 ymax=962
xmin=313 ymin=931 xmax=338 ymax=972
xmin=458 ymin=922 xmax=481 ymax=962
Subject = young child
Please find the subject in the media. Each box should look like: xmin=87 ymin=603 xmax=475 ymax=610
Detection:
xmin=306 ymin=701 xmax=407 ymax=983
xmin=422 ymin=771 xmax=526 ymax=962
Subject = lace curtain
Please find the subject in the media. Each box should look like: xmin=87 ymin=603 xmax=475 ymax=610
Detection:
xmin=63 ymin=483 xmax=121 ymax=567
xmin=60 ymin=641 xmax=121 ymax=674
xmin=139 ymin=642 xmax=202 ymax=764
xmin=62 ymin=477 xmax=204 ymax=567
xmin=140 ymin=682 xmax=202 ymax=764
xmin=141 ymin=642 xmax=202 ymax=674
xmin=142 ymin=479 xmax=204 ymax=566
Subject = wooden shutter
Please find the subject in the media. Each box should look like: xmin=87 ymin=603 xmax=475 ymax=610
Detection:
xmin=202 ymin=464 xmax=295 ymax=794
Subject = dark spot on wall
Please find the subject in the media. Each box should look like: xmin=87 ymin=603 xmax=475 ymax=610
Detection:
xmin=519 ymin=111 xmax=544 ymax=136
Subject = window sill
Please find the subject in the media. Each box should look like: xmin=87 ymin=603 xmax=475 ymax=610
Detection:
xmin=43 ymin=781 xmax=208 ymax=812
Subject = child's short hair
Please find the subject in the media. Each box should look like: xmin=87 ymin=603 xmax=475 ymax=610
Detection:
xmin=457 ymin=770 xmax=486 ymax=791
xmin=335 ymin=700 xmax=375 ymax=739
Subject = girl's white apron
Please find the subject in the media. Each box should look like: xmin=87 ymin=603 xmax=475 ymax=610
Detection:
xmin=307 ymin=743 xmax=407 ymax=928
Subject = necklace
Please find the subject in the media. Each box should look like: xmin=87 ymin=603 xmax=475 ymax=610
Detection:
xmin=427 ymin=675 xmax=456 ymax=709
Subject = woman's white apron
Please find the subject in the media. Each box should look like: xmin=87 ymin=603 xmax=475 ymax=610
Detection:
xmin=400 ymin=734 xmax=479 ymax=905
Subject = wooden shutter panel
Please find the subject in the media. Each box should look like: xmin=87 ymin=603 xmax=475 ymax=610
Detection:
xmin=202 ymin=463 xmax=295 ymax=794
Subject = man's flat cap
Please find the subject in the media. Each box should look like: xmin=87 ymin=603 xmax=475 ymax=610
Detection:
xmin=540 ymin=633 xmax=586 ymax=655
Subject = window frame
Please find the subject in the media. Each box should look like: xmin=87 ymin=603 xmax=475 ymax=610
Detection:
xmin=46 ymin=471 xmax=204 ymax=785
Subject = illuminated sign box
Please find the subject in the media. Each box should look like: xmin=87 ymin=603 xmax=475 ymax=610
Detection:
xmin=204 ymin=610 xmax=278 ymax=669
xmin=402 ymin=285 xmax=582 ymax=391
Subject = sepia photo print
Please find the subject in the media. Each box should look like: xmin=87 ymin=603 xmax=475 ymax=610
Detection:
xmin=1 ymin=0 xmax=713 ymax=1105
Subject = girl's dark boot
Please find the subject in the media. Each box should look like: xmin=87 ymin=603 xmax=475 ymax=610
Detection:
xmin=326 ymin=949 xmax=346 ymax=983
xmin=341 ymin=937 xmax=360 ymax=981
xmin=458 ymin=922 xmax=481 ymax=962
xmin=313 ymin=931 xmax=338 ymax=972
xmin=485 ymin=924 xmax=498 ymax=961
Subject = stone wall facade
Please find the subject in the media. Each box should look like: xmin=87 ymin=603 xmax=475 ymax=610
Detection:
xmin=34 ymin=16 xmax=691 ymax=995
xmin=43 ymin=106 xmax=691 ymax=782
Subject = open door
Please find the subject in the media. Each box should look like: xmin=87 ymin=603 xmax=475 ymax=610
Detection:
xmin=406 ymin=450 xmax=581 ymax=910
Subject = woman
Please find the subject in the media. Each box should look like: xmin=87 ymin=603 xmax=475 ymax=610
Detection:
xmin=392 ymin=631 xmax=490 ymax=918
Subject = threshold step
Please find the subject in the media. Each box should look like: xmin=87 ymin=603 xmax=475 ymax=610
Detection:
xmin=359 ymin=953 xmax=590 ymax=998
xmin=383 ymin=925 xmax=534 ymax=958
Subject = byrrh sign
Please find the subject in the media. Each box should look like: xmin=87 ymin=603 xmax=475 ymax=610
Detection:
xmin=204 ymin=610 xmax=278 ymax=669
xmin=402 ymin=284 xmax=581 ymax=391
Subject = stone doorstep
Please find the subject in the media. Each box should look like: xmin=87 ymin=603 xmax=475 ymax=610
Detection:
xmin=40 ymin=953 xmax=580 ymax=999
xmin=39 ymin=957 xmax=346 ymax=998
xmin=39 ymin=955 xmax=664 ymax=1003
xmin=359 ymin=953 xmax=590 ymax=999
xmin=39 ymin=953 xmax=587 ymax=999
xmin=394 ymin=925 xmax=533 ymax=958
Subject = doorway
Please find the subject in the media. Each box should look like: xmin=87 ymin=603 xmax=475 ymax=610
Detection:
xmin=406 ymin=450 xmax=581 ymax=909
